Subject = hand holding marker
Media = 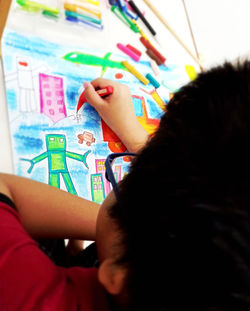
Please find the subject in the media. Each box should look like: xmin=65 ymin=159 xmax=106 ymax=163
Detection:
xmin=77 ymin=84 xmax=113 ymax=112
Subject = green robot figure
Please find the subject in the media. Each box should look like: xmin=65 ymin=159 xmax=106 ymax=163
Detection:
xmin=21 ymin=134 xmax=90 ymax=195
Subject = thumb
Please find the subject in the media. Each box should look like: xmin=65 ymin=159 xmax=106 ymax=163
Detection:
xmin=84 ymin=82 xmax=104 ymax=107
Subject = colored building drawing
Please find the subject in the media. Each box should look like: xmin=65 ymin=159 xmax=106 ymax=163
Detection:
xmin=95 ymin=158 xmax=111 ymax=196
xmin=39 ymin=73 xmax=67 ymax=123
xmin=91 ymin=174 xmax=105 ymax=204
xmin=91 ymin=158 xmax=122 ymax=203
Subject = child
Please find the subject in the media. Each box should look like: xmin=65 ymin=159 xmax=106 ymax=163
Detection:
xmin=0 ymin=61 xmax=250 ymax=311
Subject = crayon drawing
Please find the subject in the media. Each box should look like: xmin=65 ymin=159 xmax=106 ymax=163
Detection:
xmin=1 ymin=29 xmax=193 ymax=203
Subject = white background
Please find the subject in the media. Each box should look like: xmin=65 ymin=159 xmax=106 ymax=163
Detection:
xmin=1 ymin=0 xmax=250 ymax=173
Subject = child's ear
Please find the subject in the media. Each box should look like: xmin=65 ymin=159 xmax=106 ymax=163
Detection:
xmin=98 ymin=259 xmax=127 ymax=295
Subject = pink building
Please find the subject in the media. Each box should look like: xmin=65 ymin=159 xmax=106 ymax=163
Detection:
xmin=95 ymin=159 xmax=110 ymax=196
xmin=95 ymin=158 xmax=122 ymax=197
xmin=39 ymin=73 xmax=67 ymax=123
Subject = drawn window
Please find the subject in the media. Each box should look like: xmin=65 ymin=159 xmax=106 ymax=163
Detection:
xmin=59 ymin=138 xmax=64 ymax=143
xmin=50 ymin=137 xmax=55 ymax=141
xmin=49 ymin=109 xmax=55 ymax=115
xmin=98 ymin=184 xmax=102 ymax=190
xmin=47 ymin=100 xmax=52 ymax=105
xmin=46 ymin=92 xmax=52 ymax=97
xmin=94 ymin=177 xmax=97 ymax=183
xmin=132 ymin=97 xmax=143 ymax=117
xmin=94 ymin=185 xmax=97 ymax=190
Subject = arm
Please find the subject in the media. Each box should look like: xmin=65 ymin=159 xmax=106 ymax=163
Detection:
xmin=0 ymin=0 xmax=12 ymax=43
xmin=0 ymin=173 xmax=99 ymax=240
xmin=84 ymin=78 xmax=149 ymax=153
xmin=66 ymin=150 xmax=90 ymax=169
xmin=21 ymin=152 xmax=48 ymax=173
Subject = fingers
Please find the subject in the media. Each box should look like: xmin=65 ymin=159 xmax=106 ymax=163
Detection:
xmin=84 ymin=81 xmax=104 ymax=107
xmin=90 ymin=77 xmax=117 ymax=90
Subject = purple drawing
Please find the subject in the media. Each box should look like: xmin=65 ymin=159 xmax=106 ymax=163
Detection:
xmin=39 ymin=73 xmax=67 ymax=123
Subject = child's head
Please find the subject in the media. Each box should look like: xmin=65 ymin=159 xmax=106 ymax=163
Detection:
xmin=96 ymin=61 xmax=250 ymax=310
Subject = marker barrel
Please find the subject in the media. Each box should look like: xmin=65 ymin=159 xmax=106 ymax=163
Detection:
xmin=117 ymin=43 xmax=140 ymax=62
xmin=140 ymin=36 xmax=166 ymax=63
xmin=122 ymin=60 xmax=149 ymax=85
xmin=128 ymin=0 xmax=156 ymax=36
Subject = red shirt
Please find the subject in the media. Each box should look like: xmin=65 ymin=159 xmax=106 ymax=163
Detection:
xmin=0 ymin=196 xmax=110 ymax=311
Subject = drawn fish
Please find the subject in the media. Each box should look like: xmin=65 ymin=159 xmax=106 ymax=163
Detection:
xmin=63 ymin=52 xmax=127 ymax=76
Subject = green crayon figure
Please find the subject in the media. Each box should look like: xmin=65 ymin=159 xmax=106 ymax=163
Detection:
xmin=21 ymin=134 xmax=90 ymax=195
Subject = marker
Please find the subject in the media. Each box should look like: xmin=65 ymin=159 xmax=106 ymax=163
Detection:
xmin=128 ymin=0 xmax=156 ymax=36
xmin=146 ymin=48 xmax=163 ymax=66
xmin=124 ymin=8 xmax=138 ymax=20
xmin=117 ymin=0 xmax=127 ymax=11
xmin=66 ymin=16 xmax=103 ymax=29
xmin=65 ymin=10 xmax=102 ymax=25
xmin=150 ymin=59 xmax=160 ymax=76
xmin=145 ymin=73 xmax=160 ymax=88
xmin=126 ymin=44 xmax=142 ymax=57
xmin=77 ymin=86 xmax=113 ymax=112
xmin=122 ymin=60 xmax=149 ymax=85
xmin=111 ymin=5 xmax=139 ymax=33
xmin=64 ymin=3 xmax=101 ymax=19
xmin=116 ymin=0 xmax=138 ymax=19
xmin=117 ymin=43 xmax=140 ymax=62
xmin=131 ymin=19 xmax=149 ymax=41
xmin=140 ymin=36 xmax=166 ymax=64
xmin=152 ymin=89 xmax=166 ymax=111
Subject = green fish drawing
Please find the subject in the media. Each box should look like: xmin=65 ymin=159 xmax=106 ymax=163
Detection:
xmin=63 ymin=52 xmax=127 ymax=76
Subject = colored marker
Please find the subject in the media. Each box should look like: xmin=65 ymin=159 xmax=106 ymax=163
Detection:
xmin=145 ymin=73 xmax=160 ymax=88
xmin=64 ymin=3 xmax=101 ymax=19
xmin=117 ymin=43 xmax=140 ymax=62
xmin=122 ymin=60 xmax=149 ymax=85
xmin=150 ymin=59 xmax=160 ymax=76
xmin=131 ymin=19 xmax=149 ymax=41
xmin=128 ymin=0 xmax=156 ymax=36
xmin=152 ymin=89 xmax=166 ymax=111
xmin=111 ymin=5 xmax=139 ymax=33
xmin=65 ymin=10 xmax=102 ymax=25
xmin=117 ymin=0 xmax=127 ymax=11
xmin=140 ymin=36 xmax=166 ymax=64
xmin=116 ymin=0 xmax=138 ymax=19
xmin=126 ymin=44 xmax=142 ymax=57
xmin=77 ymin=85 xmax=113 ymax=112
xmin=146 ymin=48 xmax=163 ymax=66
xmin=66 ymin=16 xmax=103 ymax=29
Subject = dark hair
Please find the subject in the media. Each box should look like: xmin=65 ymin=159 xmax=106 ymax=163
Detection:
xmin=108 ymin=61 xmax=250 ymax=310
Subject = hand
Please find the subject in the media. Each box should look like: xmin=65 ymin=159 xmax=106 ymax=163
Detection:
xmin=84 ymin=78 xmax=149 ymax=153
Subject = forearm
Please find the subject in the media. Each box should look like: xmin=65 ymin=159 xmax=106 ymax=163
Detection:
xmin=115 ymin=119 xmax=149 ymax=153
xmin=0 ymin=173 xmax=99 ymax=240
